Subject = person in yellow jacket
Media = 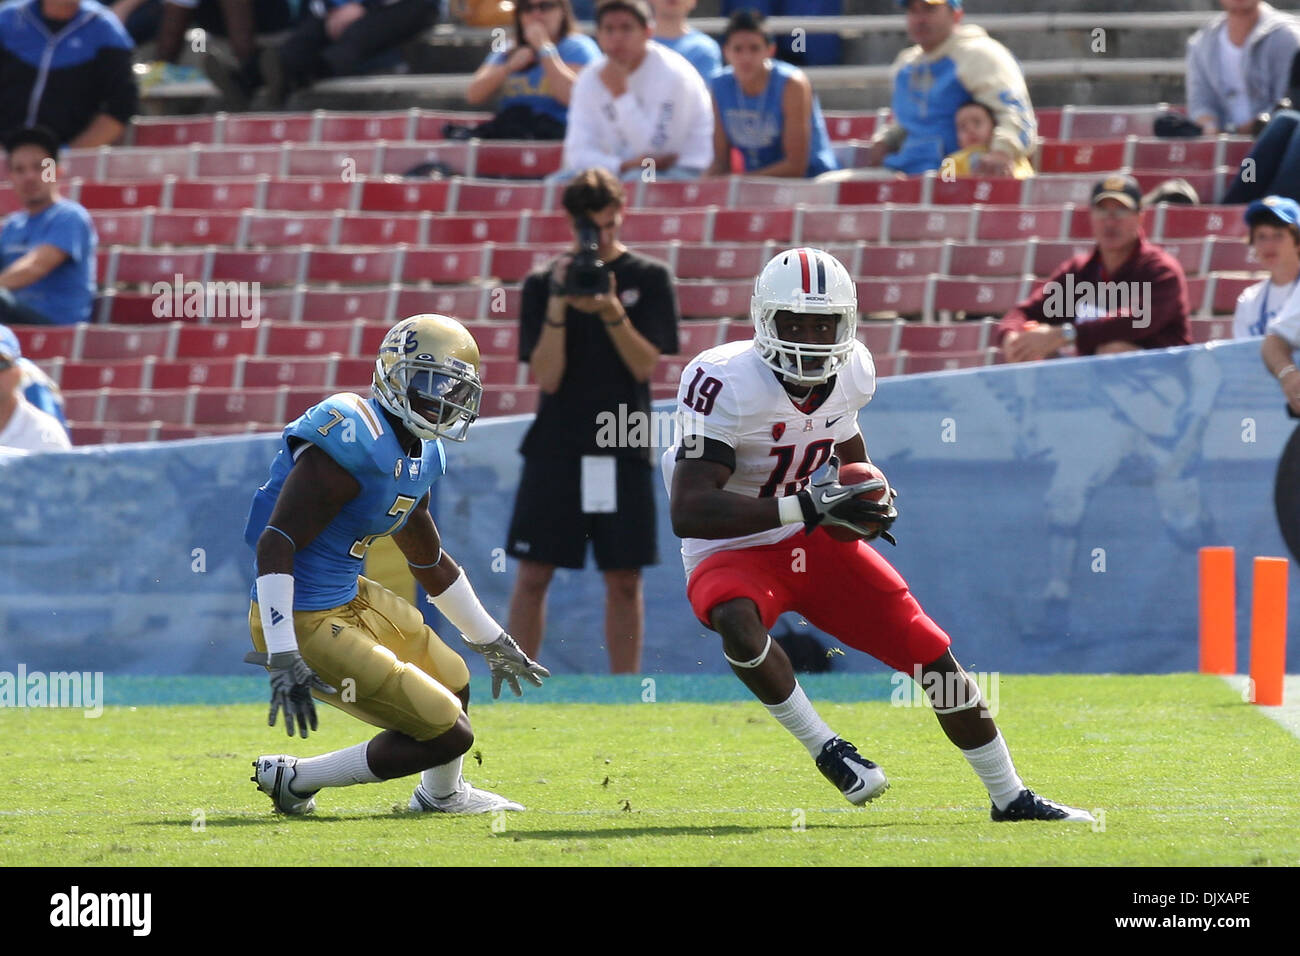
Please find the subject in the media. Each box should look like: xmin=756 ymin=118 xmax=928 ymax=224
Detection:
xmin=943 ymin=100 xmax=1036 ymax=179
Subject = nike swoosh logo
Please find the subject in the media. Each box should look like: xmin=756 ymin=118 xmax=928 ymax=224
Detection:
xmin=826 ymin=415 xmax=844 ymax=427
xmin=819 ymin=489 xmax=852 ymax=506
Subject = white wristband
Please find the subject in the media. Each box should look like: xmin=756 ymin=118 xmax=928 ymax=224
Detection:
xmin=778 ymin=494 xmax=805 ymax=526
xmin=256 ymin=573 xmax=298 ymax=655
xmin=428 ymin=568 xmax=502 ymax=645
xmin=1277 ymin=364 xmax=1298 ymax=381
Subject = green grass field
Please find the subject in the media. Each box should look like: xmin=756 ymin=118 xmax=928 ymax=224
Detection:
xmin=2 ymin=674 xmax=1298 ymax=866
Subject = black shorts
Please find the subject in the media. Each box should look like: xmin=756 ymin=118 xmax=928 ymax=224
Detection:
xmin=506 ymin=455 xmax=658 ymax=571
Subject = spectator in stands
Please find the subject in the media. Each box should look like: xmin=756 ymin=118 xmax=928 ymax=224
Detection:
xmin=0 ymin=325 xmax=70 ymax=454
xmin=1221 ymin=107 xmax=1300 ymax=204
xmin=559 ymin=0 xmax=713 ymax=181
xmin=0 ymin=322 xmax=65 ymax=425
xmin=1185 ymin=0 xmax=1300 ymax=137
xmin=0 ymin=128 xmax=97 ymax=327
xmin=943 ymin=100 xmax=1034 ymax=179
xmin=1232 ymin=196 xmax=1300 ymax=338
xmin=721 ymin=0 xmax=842 ymax=67
xmin=0 ymin=0 xmax=138 ymax=147
xmin=830 ymin=0 xmax=1034 ymax=180
xmin=505 ymin=167 xmax=679 ymax=674
xmin=455 ymin=0 xmax=599 ymax=140
xmin=707 ymin=10 xmax=838 ymax=178
xmin=262 ymin=0 xmax=439 ymax=107
xmin=998 ymin=174 xmax=1190 ymax=362
xmin=650 ymin=0 xmax=721 ymax=82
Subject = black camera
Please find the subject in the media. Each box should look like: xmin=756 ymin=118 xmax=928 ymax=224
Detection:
xmin=562 ymin=217 xmax=610 ymax=298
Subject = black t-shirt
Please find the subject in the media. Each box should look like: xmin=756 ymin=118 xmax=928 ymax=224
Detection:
xmin=518 ymin=249 xmax=680 ymax=462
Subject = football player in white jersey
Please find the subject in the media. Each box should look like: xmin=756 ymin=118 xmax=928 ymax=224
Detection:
xmin=663 ymin=247 xmax=1093 ymax=821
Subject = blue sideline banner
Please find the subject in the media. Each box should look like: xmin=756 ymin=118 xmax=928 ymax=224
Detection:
xmin=0 ymin=339 xmax=1295 ymax=675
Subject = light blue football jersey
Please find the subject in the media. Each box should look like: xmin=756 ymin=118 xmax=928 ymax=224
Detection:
xmin=244 ymin=392 xmax=446 ymax=610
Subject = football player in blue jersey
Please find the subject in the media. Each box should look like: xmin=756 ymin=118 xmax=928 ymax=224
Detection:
xmin=244 ymin=314 xmax=550 ymax=815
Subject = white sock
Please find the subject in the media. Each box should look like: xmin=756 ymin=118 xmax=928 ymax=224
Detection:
xmin=962 ymin=732 xmax=1025 ymax=810
xmin=421 ymin=754 xmax=465 ymax=799
xmin=292 ymin=742 xmax=380 ymax=793
xmin=764 ymin=683 xmax=837 ymax=758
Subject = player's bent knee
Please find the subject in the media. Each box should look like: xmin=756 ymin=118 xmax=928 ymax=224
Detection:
xmin=919 ymin=652 xmax=984 ymax=715
xmin=430 ymin=712 xmax=474 ymax=758
xmin=708 ymin=597 xmax=763 ymax=638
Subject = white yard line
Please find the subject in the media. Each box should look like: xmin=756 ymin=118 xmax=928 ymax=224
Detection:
xmin=1220 ymin=675 xmax=1300 ymax=740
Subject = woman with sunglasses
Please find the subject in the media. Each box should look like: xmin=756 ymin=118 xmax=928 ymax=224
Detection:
xmin=463 ymin=0 xmax=600 ymax=140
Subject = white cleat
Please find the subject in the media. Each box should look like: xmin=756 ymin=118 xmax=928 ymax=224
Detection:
xmin=251 ymin=755 xmax=318 ymax=815
xmin=409 ymin=776 xmax=524 ymax=813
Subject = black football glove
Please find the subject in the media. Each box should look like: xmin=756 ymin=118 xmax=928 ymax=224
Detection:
xmin=796 ymin=455 xmax=899 ymax=545
xmin=244 ymin=650 xmax=337 ymax=739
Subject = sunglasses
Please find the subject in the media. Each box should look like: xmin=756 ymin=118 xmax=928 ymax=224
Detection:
xmin=519 ymin=1 xmax=561 ymax=11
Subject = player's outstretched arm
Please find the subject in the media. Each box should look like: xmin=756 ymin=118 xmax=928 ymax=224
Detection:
xmin=244 ymin=443 xmax=355 ymax=738
xmin=394 ymin=498 xmax=550 ymax=699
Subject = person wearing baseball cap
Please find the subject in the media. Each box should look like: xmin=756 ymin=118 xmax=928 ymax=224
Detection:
xmin=1232 ymin=196 xmax=1300 ymax=341
xmin=0 ymin=324 xmax=70 ymax=454
xmin=997 ymin=171 xmax=1191 ymax=361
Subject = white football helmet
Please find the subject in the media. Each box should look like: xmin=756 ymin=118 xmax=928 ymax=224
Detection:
xmin=751 ymin=247 xmax=857 ymax=384
xmin=372 ymin=314 xmax=482 ymax=442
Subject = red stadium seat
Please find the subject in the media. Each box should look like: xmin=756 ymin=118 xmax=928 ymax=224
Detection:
xmin=1159 ymin=206 xmax=1248 ymax=240
xmin=357 ymin=320 xmax=394 ymax=355
xmin=157 ymin=423 xmax=260 ymax=440
xmin=856 ymin=319 xmax=901 ymax=355
xmin=1067 ymin=206 xmax=1156 ymax=240
xmin=887 ymin=206 xmax=974 ymax=243
xmin=622 ymin=209 xmax=711 ymax=243
xmin=1155 ymin=237 xmax=1208 ymax=276
xmin=150 ymin=357 xmax=238 ymax=388
xmin=299 ymin=287 xmax=395 ymax=323
xmin=167 ymin=177 xmax=262 ymax=212
xmin=676 ymin=281 xmax=751 ymax=318
xmin=1035 ymin=108 xmax=1062 ymax=140
xmin=244 ymin=211 xmax=336 ymax=246
xmin=634 ymin=178 xmax=730 ymax=209
xmin=1186 ymin=275 xmax=1210 ymax=314
xmin=401 ymin=246 xmax=488 ymax=284
xmin=286 ymin=144 xmax=378 ymax=177
xmin=102 ymin=148 xmax=192 ymax=180
xmin=1037 ymin=140 xmax=1128 ymax=173
xmin=931 ymin=279 xmax=1025 ymax=316
xmin=332 ymin=356 xmax=374 ymax=388
xmin=1061 ymin=106 xmax=1161 ymax=140
xmin=1221 ymin=138 xmax=1253 ymax=169
xmin=132 ymin=116 xmax=217 ymax=146
xmin=798 ymin=206 xmax=885 ymax=244
xmin=427 ymin=213 xmax=518 ymax=244
xmin=412 ymin=109 xmax=492 ymax=140
xmin=904 ymin=349 xmax=995 ymax=373
xmin=1021 ymin=174 xmax=1100 ymax=205
xmin=359 ymin=178 xmax=452 ymax=213
xmin=107 ymin=248 xmax=207 ymax=286
xmin=92 ymin=210 xmax=150 ymax=246
xmin=860 ymin=243 xmax=943 ymax=277
xmin=264 ymin=178 xmax=355 ymax=212
xmin=80 ymin=325 xmax=175 ymax=360
xmin=462 ymin=322 xmax=519 ymax=357
xmin=76 ymin=181 xmax=164 ymax=209
xmin=100 ymin=388 xmax=193 ymax=423
xmin=306 ymin=247 xmax=401 ymax=285
xmin=1206 ymin=236 xmax=1259 ymax=272
xmin=68 ymin=422 xmax=157 ymax=444
xmin=13 ymin=325 xmax=80 ymax=360
xmin=1129 ymin=137 xmax=1218 ymax=170
xmin=192 ymin=388 xmax=284 ymax=425
xmin=474 ymin=142 xmax=563 ymax=178
xmin=1130 ymin=169 xmax=1221 ymax=205
xmin=61 ymin=390 xmax=102 ymax=421
xmin=1189 ymin=316 xmax=1234 ymax=343
xmin=484 ymin=243 xmax=565 ymax=282
xmin=898 ymin=321 xmax=991 ymax=352
xmin=975 ymin=206 xmax=1067 ymax=241
xmin=393 ymin=285 xmax=484 ymax=320
xmin=377 ymin=143 xmax=472 ymax=177
xmin=99 ymin=291 xmax=170 ymax=324
xmin=652 ymin=355 xmax=691 ymax=387
xmin=872 ymin=352 xmax=905 ymax=377
xmin=174 ymin=325 xmax=258 ymax=359
xmin=454 ymin=180 xmax=549 ymax=213
xmin=241 ymin=357 xmax=336 ymax=388
xmin=194 ymin=145 xmax=282 ymax=178
xmin=928 ymin=177 xmax=1022 ymax=206
xmin=261 ymin=321 xmax=360 ymax=357
xmin=222 ymin=113 xmax=314 ymax=145
xmin=316 ymin=111 xmax=411 ymax=143
xmin=209 ymin=248 xmax=305 ymax=286
xmin=673 ymin=242 xmax=770 ymax=280
xmin=59 ymin=359 xmax=148 ymax=390
xmin=479 ymin=386 xmax=539 ymax=417
xmin=945 ymin=241 xmax=1029 ymax=277
xmin=1210 ymin=274 xmax=1259 ymax=314
xmin=151 ymin=211 xmax=242 ymax=246
xmin=476 ymin=357 xmax=524 ymax=387
xmin=823 ymin=112 xmax=876 ymax=141
xmin=335 ymin=212 xmax=424 ymax=245
xmin=835 ymin=179 xmax=924 ymax=205
xmin=732 ymin=179 xmax=838 ymax=209
xmin=857 ymin=277 xmax=929 ymax=316
xmin=712 ymin=209 xmax=794 ymax=243
xmin=1030 ymin=240 xmax=1094 ymax=276
xmin=673 ymin=319 xmax=726 ymax=356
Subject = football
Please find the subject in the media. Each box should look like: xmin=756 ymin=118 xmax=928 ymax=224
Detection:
xmin=822 ymin=460 xmax=892 ymax=542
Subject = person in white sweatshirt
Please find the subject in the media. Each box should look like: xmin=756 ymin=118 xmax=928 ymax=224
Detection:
xmin=559 ymin=0 xmax=714 ymax=181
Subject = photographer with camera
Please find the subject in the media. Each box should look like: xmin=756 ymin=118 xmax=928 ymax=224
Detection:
xmin=505 ymin=167 xmax=680 ymax=674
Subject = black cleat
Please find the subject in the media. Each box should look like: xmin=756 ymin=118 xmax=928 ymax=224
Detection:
xmin=815 ymin=737 xmax=889 ymax=805
xmin=991 ymin=788 xmax=1094 ymax=822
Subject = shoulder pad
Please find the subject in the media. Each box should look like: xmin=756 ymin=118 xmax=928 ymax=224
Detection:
xmin=286 ymin=393 xmax=391 ymax=474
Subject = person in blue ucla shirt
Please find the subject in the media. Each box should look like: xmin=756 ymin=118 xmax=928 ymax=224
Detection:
xmin=707 ymin=10 xmax=839 ymax=178
xmin=651 ymin=0 xmax=722 ymax=82
xmin=244 ymin=314 xmax=549 ymax=817
xmin=0 ymin=127 xmax=96 ymax=326
xmin=463 ymin=0 xmax=600 ymax=139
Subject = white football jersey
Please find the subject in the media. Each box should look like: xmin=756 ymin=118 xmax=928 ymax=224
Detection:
xmin=662 ymin=338 xmax=877 ymax=576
